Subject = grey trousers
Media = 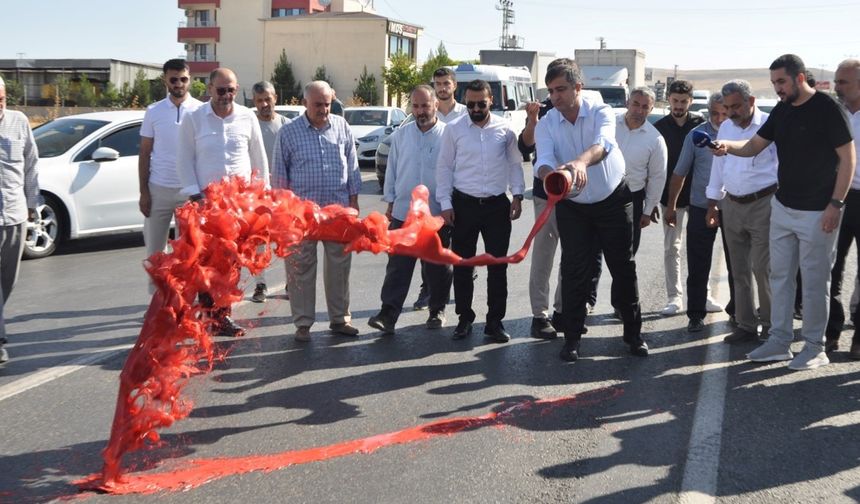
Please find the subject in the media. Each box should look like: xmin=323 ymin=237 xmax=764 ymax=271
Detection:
xmin=528 ymin=196 xmax=562 ymax=318
xmin=768 ymin=198 xmax=840 ymax=348
xmin=721 ymin=195 xmax=772 ymax=332
xmin=0 ymin=223 xmax=26 ymax=340
xmin=284 ymin=240 xmax=351 ymax=329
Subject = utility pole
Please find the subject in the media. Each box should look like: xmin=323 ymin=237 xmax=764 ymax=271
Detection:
xmin=596 ymin=36 xmax=606 ymax=50
xmin=497 ymin=0 xmax=523 ymax=50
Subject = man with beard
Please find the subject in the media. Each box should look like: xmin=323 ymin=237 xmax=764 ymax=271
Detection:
xmin=368 ymin=85 xmax=453 ymax=334
xmin=826 ymin=58 xmax=860 ymax=358
xmin=138 ymin=59 xmax=202 ymax=292
xmin=176 ymin=67 xmax=269 ymax=337
xmin=535 ymin=60 xmax=648 ymax=362
xmin=714 ymin=54 xmax=855 ymax=370
xmin=433 ymin=67 xmax=467 ymax=123
xmin=704 ymin=81 xmax=777 ymax=342
xmin=654 ymin=80 xmax=705 ymax=316
xmin=272 ymin=81 xmax=361 ymax=343
xmin=436 ymin=79 xmax=525 ymax=343
xmin=249 ymin=80 xmax=290 ymax=303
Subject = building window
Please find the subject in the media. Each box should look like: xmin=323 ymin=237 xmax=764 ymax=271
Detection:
xmin=388 ymin=35 xmax=414 ymax=59
xmin=272 ymin=8 xmax=306 ymax=17
xmin=194 ymin=10 xmax=210 ymax=27
xmin=194 ymin=44 xmax=209 ymax=62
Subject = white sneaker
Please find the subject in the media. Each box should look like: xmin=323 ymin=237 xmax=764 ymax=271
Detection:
xmin=705 ymin=298 xmax=724 ymax=313
xmin=0 ymin=346 xmax=8 ymax=365
xmin=747 ymin=339 xmax=793 ymax=362
xmin=660 ymin=300 xmax=683 ymax=316
xmin=788 ymin=346 xmax=829 ymax=370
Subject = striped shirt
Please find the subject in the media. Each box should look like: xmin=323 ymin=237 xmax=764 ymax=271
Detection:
xmin=0 ymin=110 xmax=40 ymax=226
xmin=271 ymin=113 xmax=361 ymax=206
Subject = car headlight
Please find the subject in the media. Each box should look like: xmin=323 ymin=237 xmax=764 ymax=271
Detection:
xmin=376 ymin=141 xmax=390 ymax=156
xmin=358 ymin=135 xmax=380 ymax=143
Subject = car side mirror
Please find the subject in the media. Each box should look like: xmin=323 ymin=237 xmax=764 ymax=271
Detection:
xmin=385 ymin=126 xmax=394 ymax=135
xmin=506 ymin=99 xmax=517 ymax=111
xmin=92 ymin=147 xmax=120 ymax=162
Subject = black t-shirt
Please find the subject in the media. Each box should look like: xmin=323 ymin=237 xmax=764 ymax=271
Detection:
xmin=655 ymin=113 xmax=705 ymax=208
xmin=757 ymin=92 xmax=853 ymax=211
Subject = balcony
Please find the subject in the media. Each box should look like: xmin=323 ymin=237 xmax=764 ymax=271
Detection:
xmin=178 ymin=0 xmax=220 ymax=7
xmin=187 ymin=60 xmax=219 ymax=74
xmin=178 ymin=26 xmax=220 ymax=42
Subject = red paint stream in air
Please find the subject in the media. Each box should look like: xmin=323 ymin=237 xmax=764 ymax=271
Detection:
xmin=84 ymin=172 xmax=572 ymax=490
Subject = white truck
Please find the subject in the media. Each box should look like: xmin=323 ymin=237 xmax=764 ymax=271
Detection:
xmin=580 ymin=65 xmax=629 ymax=108
xmin=449 ymin=63 xmax=536 ymax=135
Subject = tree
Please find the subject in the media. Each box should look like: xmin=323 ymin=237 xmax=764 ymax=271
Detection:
xmin=190 ymin=80 xmax=207 ymax=99
xmin=353 ymin=66 xmax=378 ymax=106
xmin=270 ymin=49 xmax=302 ymax=104
xmin=312 ymin=65 xmax=332 ymax=86
xmin=76 ymin=73 xmax=97 ymax=107
xmin=419 ymin=42 xmax=456 ymax=84
xmin=382 ymin=52 xmax=420 ymax=107
xmin=100 ymin=82 xmax=122 ymax=108
xmin=130 ymin=69 xmax=152 ymax=107
xmin=3 ymin=78 xmax=25 ymax=106
xmin=54 ymin=74 xmax=72 ymax=107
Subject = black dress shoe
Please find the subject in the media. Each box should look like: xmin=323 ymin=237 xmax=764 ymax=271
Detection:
xmin=217 ymin=316 xmax=245 ymax=337
xmin=452 ymin=320 xmax=473 ymax=340
xmin=530 ymin=317 xmax=557 ymax=340
xmin=629 ymin=340 xmax=649 ymax=357
xmin=484 ymin=323 xmax=511 ymax=343
xmin=687 ymin=318 xmax=705 ymax=332
xmin=368 ymin=311 xmax=396 ymax=334
xmin=559 ymin=344 xmax=579 ymax=362
xmin=723 ymin=328 xmax=757 ymax=344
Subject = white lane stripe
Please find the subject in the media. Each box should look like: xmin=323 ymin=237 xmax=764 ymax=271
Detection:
xmin=0 ymin=281 xmax=290 ymax=403
xmin=679 ymin=255 xmax=732 ymax=503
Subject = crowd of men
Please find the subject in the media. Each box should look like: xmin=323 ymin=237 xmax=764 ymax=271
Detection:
xmin=0 ymin=53 xmax=858 ymax=370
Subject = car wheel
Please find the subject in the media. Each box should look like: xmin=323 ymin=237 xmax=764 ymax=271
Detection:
xmin=23 ymin=195 xmax=63 ymax=259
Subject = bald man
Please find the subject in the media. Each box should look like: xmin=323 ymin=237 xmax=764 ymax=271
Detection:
xmin=176 ymin=67 xmax=269 ymax=337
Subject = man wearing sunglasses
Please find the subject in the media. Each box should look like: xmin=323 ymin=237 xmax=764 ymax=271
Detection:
xmin=436 ymin=79 xmax=525 ymax=343
xmin=535 ymin=59 xmax=648 ymax=362
xmin=138 ymin=59 xmax=202 ymax=293
xmin=177 ymin=67 xmax=269 ymax=337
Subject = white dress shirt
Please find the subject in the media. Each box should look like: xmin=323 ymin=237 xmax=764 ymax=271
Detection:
xmin=848 ymin=108 xmax=860 ymax=189
xmin=706 ymin=107 xmax=778 ymax=201
xmin=177 ymin=102 xmax=269 ymax=196
xmin=384 ymin=120 xmax=445 ymax=221
xmin=435 ymin=114 xmax=525 ymax=211
xmin=534 ymin=98 xmax=625 ymax=204
xmin=436 ymin=102 xmax=467 ymax=124
xmin=615 ymin=114 xmax=667 ymax=214
xmin=140 ymin=96 xmax=202 ymax=188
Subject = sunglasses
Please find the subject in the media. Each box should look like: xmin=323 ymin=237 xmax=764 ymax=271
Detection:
xmin=216 ymin=87 xmax=237 ymax=96
xmin=169 ymin=76 xmax=189 ymax=84
xmin=466 ymin=101 xmax=488 ymax=110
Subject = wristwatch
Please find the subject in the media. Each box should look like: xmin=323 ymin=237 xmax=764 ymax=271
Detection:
xmin=512 ymin=194 xmax=524 ymax=201
xmin=830 ymin=198 xmax=845 ymax=209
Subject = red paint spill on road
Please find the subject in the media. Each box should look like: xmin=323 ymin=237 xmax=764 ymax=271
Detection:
xmin=92 ymin=174 xmax=571 ymax=487
xmin=76 ymin=386 xmax=621 ymax=495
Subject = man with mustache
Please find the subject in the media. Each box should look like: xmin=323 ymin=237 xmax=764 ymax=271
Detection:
xmin=436 ymin=79 xmax=525 ymax=343
xmin=714 ymin=54 xmax=856 ymax=370
xmin=368 ymin=85 xmax=453 ymax=334
xmin=176 ymin=67 xmax=269 ymax=337
xmin=138 ymin=59 xmax=202 ymax=292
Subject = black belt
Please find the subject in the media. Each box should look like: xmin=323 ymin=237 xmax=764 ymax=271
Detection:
xmin=727 ymin=183 xmax=778 ymax=204
xmin=453 ymin=189 xmax=506 ymax=205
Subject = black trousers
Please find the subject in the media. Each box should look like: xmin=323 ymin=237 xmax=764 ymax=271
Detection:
xmin=451 ymin=190 xmax=512 ymax=325
xmin=557 ymin=182 xmax=642 ymax=345
xmin=379 ymin=219 xmax=453 ymax=319
xmin=588 ymin=189 xmax=645 ymax=306
xmin=827 ymin=189 xmax=860 ymax=343
xmin=686 ymin=205 xmax=736 ymax=320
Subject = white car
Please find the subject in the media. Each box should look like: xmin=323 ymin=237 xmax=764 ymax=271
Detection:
xmin=274 ymin=104 xmax=306 ymax=120
xmin=343 ymin=106 xmax=407 ymax=164
xmin=29 ymin=110 xmax=146 ymax=258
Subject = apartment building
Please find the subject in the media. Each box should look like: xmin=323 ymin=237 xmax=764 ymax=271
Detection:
xmin=177 ymin=0 xmax=421 ymax=105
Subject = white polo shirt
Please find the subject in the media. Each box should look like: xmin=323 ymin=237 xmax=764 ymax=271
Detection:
xmin=615 ymin=114 xmax=667 ymax=214
xmin=140 ymin=96 xmax=202 ymax=188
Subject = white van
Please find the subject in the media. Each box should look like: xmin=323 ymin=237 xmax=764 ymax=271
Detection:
xmin=449 ymin=63 xmax=536 ymax=135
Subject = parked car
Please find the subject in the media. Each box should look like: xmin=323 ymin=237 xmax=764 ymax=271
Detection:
xmin=274 ymin=104 xmax=306 ymax=120
xmin=29 ymin=111 xmax=146 ymax=258
xmin=755 ymin=98 xmax=778 ymax=113
xmin=374 ymin=114 xmax=416 ymax=190
xmin=344 ymin=106 xmax=407 ymax=165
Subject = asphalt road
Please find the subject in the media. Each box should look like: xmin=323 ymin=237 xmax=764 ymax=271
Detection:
xmin=1 ymin=167 xmax=859 ymax=503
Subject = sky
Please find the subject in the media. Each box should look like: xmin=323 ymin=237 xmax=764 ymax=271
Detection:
xmin=3 ymin=0 xmax=859 ymax=71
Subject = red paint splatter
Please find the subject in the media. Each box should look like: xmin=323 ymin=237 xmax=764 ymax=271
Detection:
xmin=91 ymin=173 xmax=571 ymax=487
xmin=76 ymin=386 xmax=621 ymax=495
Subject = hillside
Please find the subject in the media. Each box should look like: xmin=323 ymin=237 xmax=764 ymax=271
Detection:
xmin=646 ymin=67 xmax=835 ymax=99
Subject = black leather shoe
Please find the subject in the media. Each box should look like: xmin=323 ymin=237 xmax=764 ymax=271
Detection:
xmin=452 ymin=320 xmax=473 ymax=340
xmin=484 ymin=323 xmax=511 ymax=343
xmin=426 ymin=310 xmax=446 ymax=329
xmin=217 ymin=316 xmax=245 ymax=337
xmin=559 ymin=344 xmax=579 ymax=362
xmin=723 ymin=328 xmax=757 ymax=344
xmin=629 ymin=340 xmax=649 ymax=357
xmin=368 ymin=311 xmax=396 ymax=334
xmin=687 ymin=318 xmax=705 ymax=332
xmin=530 ymin=317 xmax=557 ymax=340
